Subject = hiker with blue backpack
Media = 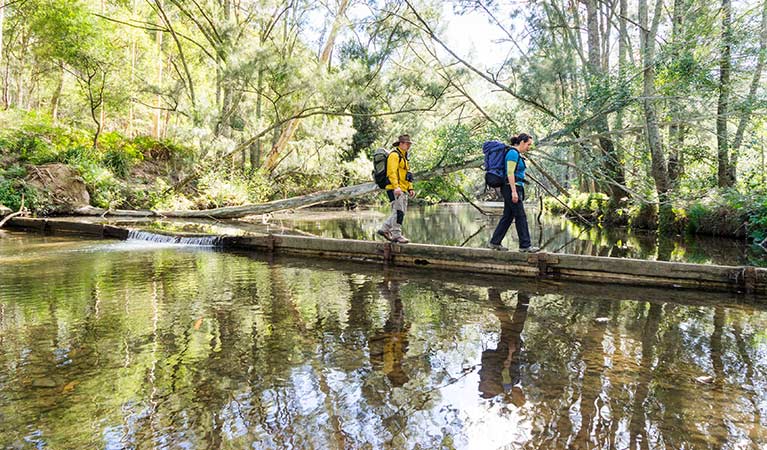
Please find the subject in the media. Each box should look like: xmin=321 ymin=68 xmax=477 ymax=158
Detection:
xmin=375 ymin=134 xmax=416 ymax=244
xmin=484 ymin=133 xmax=540 ymax=252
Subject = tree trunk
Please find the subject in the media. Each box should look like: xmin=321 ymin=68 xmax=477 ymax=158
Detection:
xmin=50 ymin=64 xmax=64 ymax=122
xmin=153 ymin=5 xmax=164 ymax=139
xmin=262 ymin=0 xmax=350 ymax=173
xmin=128 ymin=0 xmax=138 ymax=137
xmin=614 ymin=0 xmax=628 ymax=160
xmin=75 ymin=157 xmax=484 ymax=218
xmin=717 ymin=0 xmax=733 ymax=187
xmin=729 ymin=0 xmax=767 ymax=182
xmin=1 ymin=0 xmax=7 ymax=111
xmin=215 ymin=0 xmax=232 ymax=141
xmin=0 ymin=1 xmax=4 ymax=100
xmin=584 ymin=0 xmax=628 ymax=203
xmin=668 ymin=0 xmax=688 ymax=189
xmin=639 ymin=0 xmax=672 ymax=232
xmin=249 ymin=69 xmax=264 ymax=173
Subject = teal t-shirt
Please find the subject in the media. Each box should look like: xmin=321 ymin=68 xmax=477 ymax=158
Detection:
xmin=505 ymin=148 xmax=526 ymax=186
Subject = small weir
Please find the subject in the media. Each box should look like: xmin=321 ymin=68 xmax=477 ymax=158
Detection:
xmin=127 ymin=230 xmax=222 ymax=246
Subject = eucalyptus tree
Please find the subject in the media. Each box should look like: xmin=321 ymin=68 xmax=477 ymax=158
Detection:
xmin=29 ymin=0 xmax=124 ymax=147
xmin=717 ymin=0 xmax=734 ymax=187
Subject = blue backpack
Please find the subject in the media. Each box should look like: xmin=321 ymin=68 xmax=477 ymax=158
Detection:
xmin=483 ymin=140 xmax=509 ymax=188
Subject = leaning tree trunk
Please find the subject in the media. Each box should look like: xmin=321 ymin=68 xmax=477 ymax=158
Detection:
xmin=262 ymin=0 xmax=350 ymax=173
xmin=74 ymin=158 xmax=484 ymax=219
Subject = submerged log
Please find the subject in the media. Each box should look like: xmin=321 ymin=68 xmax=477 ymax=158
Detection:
xmin=74 ymin=157 xmax=483 ymax=219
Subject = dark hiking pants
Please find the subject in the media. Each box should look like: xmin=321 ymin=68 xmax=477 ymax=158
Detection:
xmin=490 ymin=184 xmax=531 ymax=249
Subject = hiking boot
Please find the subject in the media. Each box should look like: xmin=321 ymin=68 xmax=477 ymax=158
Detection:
xmin=377 ymin=229 xmax=393 ymax=242
xmin=519 ymin=246 xmax=540 ymax=253
xmin=487 ymin=242 xmax=509 ymax=251
xmin=392 ymin=235 xmax=410 ymax=244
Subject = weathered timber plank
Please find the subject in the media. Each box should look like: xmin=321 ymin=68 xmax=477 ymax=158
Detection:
xmin=554 ymin=253 xmax=744 ymax=281
xmin=7 ymin=217 xmax=47 ymax=232
xmin=103 ymin=225 xmax=130 ymax=240
xmin=46 ymin=221 xmax=104 ymax=237
xmin=554 ymin=268 xmax=749 ymax=292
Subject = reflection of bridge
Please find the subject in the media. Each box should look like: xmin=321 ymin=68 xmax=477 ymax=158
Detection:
xmin=7 ymin=217 xmax=766 ymax=295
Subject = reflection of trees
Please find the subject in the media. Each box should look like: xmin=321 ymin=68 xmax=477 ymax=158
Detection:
xmin=4 ymin=239 xmax=767 ymax=447
xmin=628 ymin=302 xmax=662 ymax=450
xmin=570 ymin=298 xmax=613 ymax=448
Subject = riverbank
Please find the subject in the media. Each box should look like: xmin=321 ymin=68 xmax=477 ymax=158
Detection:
xmin=544 ymin=190 xmax=767 ymax=244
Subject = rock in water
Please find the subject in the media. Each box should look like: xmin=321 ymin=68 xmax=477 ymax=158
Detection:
xmin=25 ymin=164 xmax=91 ymax=213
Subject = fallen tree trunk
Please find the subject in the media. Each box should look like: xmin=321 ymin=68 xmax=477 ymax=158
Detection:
xmin=75 ymin=157 xmax=484 ymax=219
xmin=0 ymin=197 xmax=27 ymax=229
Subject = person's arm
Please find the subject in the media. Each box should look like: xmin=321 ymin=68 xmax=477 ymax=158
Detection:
xmin=507 ymin=151 xmax=519 ymax=203
xmin=386 ymin=152 xmax=403 ymax=196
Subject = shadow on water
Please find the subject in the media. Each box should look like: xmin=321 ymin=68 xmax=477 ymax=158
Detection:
xmin=1 ymin=232 xmax=767 ymax=448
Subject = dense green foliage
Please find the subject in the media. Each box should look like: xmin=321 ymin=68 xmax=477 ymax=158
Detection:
xmin=0 ymin=0 xmax=764 ymax=241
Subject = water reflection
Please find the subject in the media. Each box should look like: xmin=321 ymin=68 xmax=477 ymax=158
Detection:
xmin=370 ymin=277 xmax=410 ymax=387
xmin=1 ymin=232 xmax=767 ymax=448
xmin=478 ymin=288 xmax=528 ymax=405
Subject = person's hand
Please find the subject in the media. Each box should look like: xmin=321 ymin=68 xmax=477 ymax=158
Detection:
xmin=394 ymin=187 xmax=403 ymax=197
xmin=512 ymin=191 xmax=519 ymax=204
xmin=408 ymin=189 xmax=416 ymax=198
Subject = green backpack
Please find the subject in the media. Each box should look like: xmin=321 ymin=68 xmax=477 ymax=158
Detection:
xmin=373 ymin=148 xmax=403 ymax=189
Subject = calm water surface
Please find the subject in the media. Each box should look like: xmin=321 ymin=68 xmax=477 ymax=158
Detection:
xmin=1 ymin=231 xmax=767 ymax=449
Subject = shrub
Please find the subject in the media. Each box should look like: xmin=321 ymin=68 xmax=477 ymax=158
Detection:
xmin=0 ymin=177 xmax=41 ymax=212
xmin=627 ymin=202 xmax=658 ymax=230
xmin=132 ymin=135 xmax=195 ymax=163
xmin=100 ymin=132 xmax=143 ymax=177
xmin=544 ymin=190 xmax=610 ymax=221
xmin=196 ymin=169 xmax=251 ymax=208
xmin=685 ymin=191 xmax=747 ymax=237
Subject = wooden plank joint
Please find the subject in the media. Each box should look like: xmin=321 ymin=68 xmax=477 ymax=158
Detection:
xmin=383 ymin=243 xmax=392 ymax=264
xmin=741 ymin=266 xmax=757 ymax=294
xmin=528 ymin=252 xmax=559 ymax=276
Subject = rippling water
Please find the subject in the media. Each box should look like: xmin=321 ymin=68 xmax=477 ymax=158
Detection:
xmin=1 ymin=231 xmax=766 ymax=449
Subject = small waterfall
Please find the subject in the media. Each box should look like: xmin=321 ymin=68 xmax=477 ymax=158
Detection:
xmin=126 ymin=230 xmax=222 ymax=247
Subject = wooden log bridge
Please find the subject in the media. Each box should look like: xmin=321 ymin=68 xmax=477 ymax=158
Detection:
xmin=5 ymin=217 xmax=766 ymax=295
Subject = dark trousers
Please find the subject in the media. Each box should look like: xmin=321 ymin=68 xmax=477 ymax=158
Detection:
xmin=490 ymin=184 xmax=531 ymax=249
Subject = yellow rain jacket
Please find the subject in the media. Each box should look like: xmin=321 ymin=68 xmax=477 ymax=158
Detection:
xmin=385 ymin=148 xmax=413 ymax=191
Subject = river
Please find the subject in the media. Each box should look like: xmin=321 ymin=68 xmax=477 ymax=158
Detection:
xmin=1 ymin=224 xmax=766 ymax=448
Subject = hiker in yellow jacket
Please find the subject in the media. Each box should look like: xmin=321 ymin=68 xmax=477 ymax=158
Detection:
xmin=377 ymin=134 xmax=416 ymax=244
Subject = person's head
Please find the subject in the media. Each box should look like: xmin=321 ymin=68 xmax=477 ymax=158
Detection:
xmin=391 ymin=134 xmax=414 ymax=151
xmin=509 ymin=133 xmax=533 ymax=153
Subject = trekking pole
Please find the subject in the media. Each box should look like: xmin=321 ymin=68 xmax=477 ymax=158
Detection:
xmin=526 ymin=173 xmax=594 ymax=227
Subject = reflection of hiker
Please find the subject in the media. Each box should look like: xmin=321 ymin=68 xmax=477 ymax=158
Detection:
xmin=478 ymin=288 xmax=530 ymax=406
xmin=487 ymin=133 xmax=540 ymax=253
xmin=377 ymin=134 xmax=416 ymax=244
xmin=369 ymin=278 xmax=410 ymax=386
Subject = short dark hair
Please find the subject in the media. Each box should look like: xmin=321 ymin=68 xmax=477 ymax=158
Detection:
xmin=509 ymin=133 xmax=532 ymax=146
